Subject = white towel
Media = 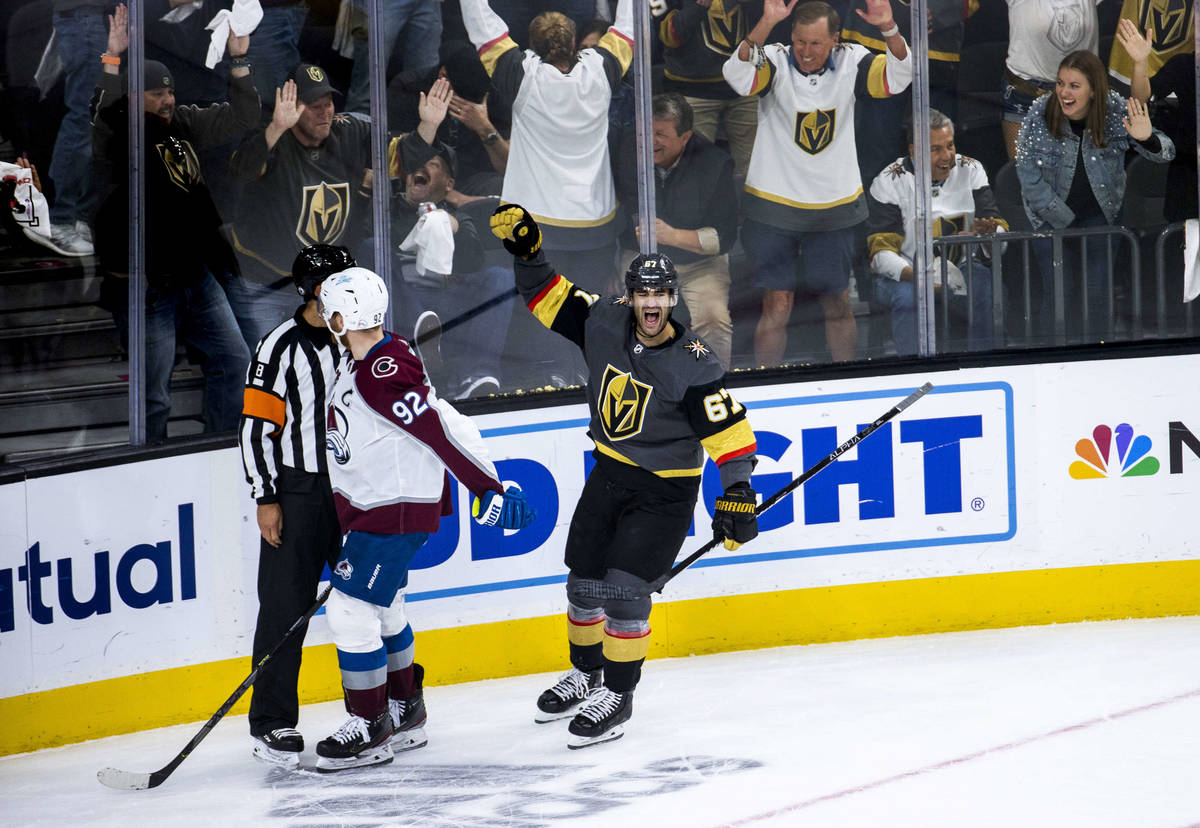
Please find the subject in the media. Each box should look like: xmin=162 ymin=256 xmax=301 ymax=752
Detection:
xmin=1 ymin=162 xmax=53 ymax=247
xmin=399 ymin=209 xmax=455 ymax=278
xmin=1184 ymin=219 xmax=1200 ymax=303
xmin=332 ymin=0 xmax=357 ymax=59
xmin=931 ymin=257 xmax=967 ymax=297
xmin=205 ymin=0 xmax=265 ymax=69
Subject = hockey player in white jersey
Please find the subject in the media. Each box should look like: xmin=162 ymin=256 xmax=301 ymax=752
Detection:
xmin=867 ymin=110 xmax=1009 ymax=354
xmin=314 ymin=267 xmax=536 ymax=772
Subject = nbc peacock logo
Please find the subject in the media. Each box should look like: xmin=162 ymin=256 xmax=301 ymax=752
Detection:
xmin=1068 ymin=424 xmax=1160 ymax=479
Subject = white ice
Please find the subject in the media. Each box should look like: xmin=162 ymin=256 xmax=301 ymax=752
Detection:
xmin=4 ymin=616 xmax=1200 ymax=827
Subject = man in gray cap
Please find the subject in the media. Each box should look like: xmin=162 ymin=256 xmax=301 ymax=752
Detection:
xmin=90 ymin=3 xmax=259 ymax=443
xmin=225 ymin=63 xmax=455 ymax=350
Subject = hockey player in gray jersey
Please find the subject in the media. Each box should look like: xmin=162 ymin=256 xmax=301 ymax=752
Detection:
xmin=491 ymin=204 xmax=760 ymax=748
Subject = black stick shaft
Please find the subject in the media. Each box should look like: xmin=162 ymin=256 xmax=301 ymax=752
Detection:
xmin=650 ymin=381 xmax=934 ymax=594
xmin=99 ymin=584 xmax=333 ymax=790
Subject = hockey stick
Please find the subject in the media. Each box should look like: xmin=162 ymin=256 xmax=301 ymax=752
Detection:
xmin=571 ymin=382 xmax=935 ymax=602
xmin=97 ymin=583 xmax=334 ymax=791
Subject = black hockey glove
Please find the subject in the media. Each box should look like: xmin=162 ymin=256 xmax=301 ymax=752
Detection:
xmin=712 ymin=483 xmax=758 ymax=551
xmin=490 ymin=203 xmax=542 ymax=259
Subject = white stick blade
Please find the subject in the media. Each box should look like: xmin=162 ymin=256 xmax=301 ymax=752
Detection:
xmin=97 ymin=767 xmax=151 ymax=790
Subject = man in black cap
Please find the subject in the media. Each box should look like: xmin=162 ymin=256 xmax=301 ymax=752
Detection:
xmin=391 ymin=144 xmax=513 ymax=399
xmin=225 ymin=64 xmax=456 ymax=350
xmin=90 ymin=2 xmax=257 ymax=443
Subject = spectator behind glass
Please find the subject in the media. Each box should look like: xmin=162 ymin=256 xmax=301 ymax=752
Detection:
xmin=391 ymin=147 xmax=513 ymax=400
xmin=489 ymin=0 xmax=598 ymax=51
xmin=386 ymin=39 xmax=512 ymax=203
xmin=247 ymin=0 xmax=308 ymax=120
xmin=1015 ymin=49 xmax=1173 ymax=342
xmin=614 ymin=93 xmax=739 ymax=367
xmin=345 ymin=0 xmax=443 ymax=115
xmin=225 ymin=65 xmax=450 ymax=349
xmin=867 ymin=110 xmax=1006 ymax=355
xmin=91 ymin=4 xmax=252 ymax=443
xmin=841 ymin=0 xmax=977 ymax=190
xmin=723 ymin=0 xmax=911 ymax=366
xmin=1001 ymin=0 xmax=1104 ymax=160
xmin=461 ymin=0 xmax=633 ymax=292
xmin=44 ymin=0 xmax=109 ymax=257
xmin=1149 ymin=51 xmax=1197 ymax=223
xmin=653 ymin=0 xmax=762 ymax=179
xmin=1107 ymin=0 xmax=1193 ymax=95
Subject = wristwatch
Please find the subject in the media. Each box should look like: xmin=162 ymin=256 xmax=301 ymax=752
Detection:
xmin=482 ymin=130 xmax=500 ymax=146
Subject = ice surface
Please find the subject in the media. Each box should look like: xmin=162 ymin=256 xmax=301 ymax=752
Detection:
xmin=4 ymin=617 xmax=1200 ymax=827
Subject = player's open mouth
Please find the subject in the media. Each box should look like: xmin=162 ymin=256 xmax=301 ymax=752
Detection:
xmin=642 ymin=309 xmax=661 ymax=328
xmin=412 ymin=171 xmax=429 ymax=187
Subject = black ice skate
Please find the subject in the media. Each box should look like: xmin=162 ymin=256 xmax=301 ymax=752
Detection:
xmin=567 ymin=687 xmax=632 ymax=749
xmin=315 ymin=710 xmax=394 ymax=772
xmin=535 ymin=667 xmax=602 ymax=723
xmin=389 ymin=664 xmax=428 ymax=752
xmin=251 ymin=727 xmax=303 ymax=768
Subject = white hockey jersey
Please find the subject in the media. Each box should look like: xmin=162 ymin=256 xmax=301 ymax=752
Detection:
xmin=867 ymin=154 xmax=1009 ymax=281
xmin=325 ymin=334 xmax=503 ymax=534
xmin=723 ymin=40 xmax=911 ymax=231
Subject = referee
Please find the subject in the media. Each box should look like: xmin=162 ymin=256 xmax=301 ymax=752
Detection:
xmin=238 ymin=243 xmax=354 ymax=767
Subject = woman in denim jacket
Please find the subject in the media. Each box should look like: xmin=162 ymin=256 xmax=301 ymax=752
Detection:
xmin=1016 ymin=49 xmax=1174 ymax=342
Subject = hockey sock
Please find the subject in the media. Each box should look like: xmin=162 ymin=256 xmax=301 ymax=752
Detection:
xmin=601 ymin=619 xmax=650 ymax=693
xmin=343 ymin=683 xmax=388 ymax=719
xmin=567 ymin=603 xmax=605 ymax=672
xmin=382 ymin=625 xmax=417 ymax=698
xmin=337 ymin=645 xmax=388 ymax=718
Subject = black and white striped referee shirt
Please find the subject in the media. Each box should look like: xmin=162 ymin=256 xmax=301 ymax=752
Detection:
xmin=239 ymin=308 xmax=339 ymax=502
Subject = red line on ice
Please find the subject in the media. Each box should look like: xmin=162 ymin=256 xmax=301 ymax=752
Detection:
xmin=719 ymin=686 xmax=1200 ymax=826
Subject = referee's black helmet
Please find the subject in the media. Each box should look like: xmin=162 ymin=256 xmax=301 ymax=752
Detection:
xmin=292 ymin=244 xmax=356 ymax=302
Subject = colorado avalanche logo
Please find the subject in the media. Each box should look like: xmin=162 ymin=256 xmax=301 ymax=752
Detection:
xmin=334 ymin=559 xmax=354 ymax=580
xmin=326 ymin=405 xmax=351 ymax=465
xmin=371 ymin=356 xmax=398 ymax=379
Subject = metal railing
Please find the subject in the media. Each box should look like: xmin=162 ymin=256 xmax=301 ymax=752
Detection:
xmin=929 ymin=225 xmax=1160 ymax=351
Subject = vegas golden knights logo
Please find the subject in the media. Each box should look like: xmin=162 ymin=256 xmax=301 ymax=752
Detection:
xmin=1140 ymin=0 xmax=1191 ymax=52
xmin=307 ymin=65 xmax=326 ymax=82
xmin=155 ymin=137 xmax=201 ymax=192
xmin=701 ymin=0 xmax=746 ymax=55
xmin=934 ymin=215 xmax=966 ymax=264
xmin=296 ymin=182 xmax=350 ymax=246
xmin=599 ymin=364 xmax=652 ymax=442
xmin=794 ymin=109 xmax=836 ymax=155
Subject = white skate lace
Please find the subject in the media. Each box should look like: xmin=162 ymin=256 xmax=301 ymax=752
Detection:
xmin=549 ymin=669 xmax=590 ymax=702
xmin=577 ymin=688 xmax=621 ymax=723
xmin=267 ymin=728 xmax=301 ymax=742
xmin=389 ymin=698 xmax=406 ymax=725
xmin=330 ymin=715 xmax=370 ymax=745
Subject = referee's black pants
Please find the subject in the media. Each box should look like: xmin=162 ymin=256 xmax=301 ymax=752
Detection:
xmin=248 ymin=467 xmax=342 ymax=737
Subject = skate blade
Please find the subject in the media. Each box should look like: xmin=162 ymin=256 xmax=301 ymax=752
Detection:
xmin=390 ymin=726 xmax=428 ymax=752
xmin=315 ymin=744 xmax=394 ymax=773
xmin=252 ymin=743 xmax=301 ymax=769
xmin=566 ymin=725 xmax=625 ymax=750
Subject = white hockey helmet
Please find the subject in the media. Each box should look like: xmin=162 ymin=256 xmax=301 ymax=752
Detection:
xmin=318 ymin=267 xmax=388 ymax=334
